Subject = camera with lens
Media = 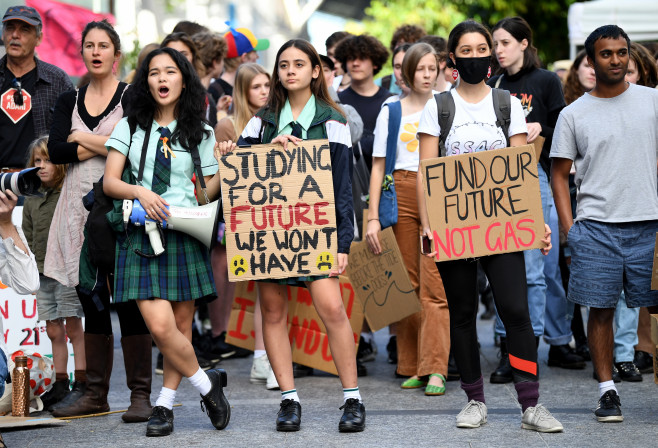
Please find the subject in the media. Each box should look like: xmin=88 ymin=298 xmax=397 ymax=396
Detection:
xmin=0 ymin=167 xmax=42 ymax=197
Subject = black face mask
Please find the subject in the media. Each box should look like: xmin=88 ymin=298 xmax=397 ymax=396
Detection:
xmin=455 ymin=56 xmax=490 ymax=84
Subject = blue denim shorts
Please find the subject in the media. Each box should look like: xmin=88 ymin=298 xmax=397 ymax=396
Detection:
xmin=567 ymin=219 xmax=658 ymax=308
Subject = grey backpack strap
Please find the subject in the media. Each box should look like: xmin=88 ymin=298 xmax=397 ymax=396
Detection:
xmin=434 ymin=91 xmax=455 ymax=157
xmin=491 ymin=88 xmax=511 ymax=146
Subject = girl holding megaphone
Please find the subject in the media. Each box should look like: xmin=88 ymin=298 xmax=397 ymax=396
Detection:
xmin=217 ymin=39 xmax=364 ymax=433
xmin=103 ymin=47 xmax=228 ymax=437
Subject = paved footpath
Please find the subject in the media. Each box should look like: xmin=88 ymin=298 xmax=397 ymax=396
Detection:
xmin=4 ymin=310 xmax=658 ymax=447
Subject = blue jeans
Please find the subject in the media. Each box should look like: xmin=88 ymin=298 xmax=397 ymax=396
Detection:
xmin=614 ymin=292 xmax=639 ymax=363
xmin=495 ymin=166 xmax=550 ymax=338
xmin=543 ymin=203 xmax=573 ymax=345
xmin=0 ymin=350 xmax=7 ymax=397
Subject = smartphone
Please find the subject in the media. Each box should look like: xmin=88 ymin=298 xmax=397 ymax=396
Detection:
xmin=420 ymin=235 xmax=432 ymax=255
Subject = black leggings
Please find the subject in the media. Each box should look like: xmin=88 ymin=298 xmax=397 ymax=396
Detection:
xmin=437 ymin=252 xmax=537 ymax=384
xmin=77 ymin=283 xmax=149 ymax=337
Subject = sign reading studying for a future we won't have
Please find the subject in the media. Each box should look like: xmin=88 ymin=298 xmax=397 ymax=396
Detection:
xmin=219 ymin=139 xmax=337 ymax=281
xmin=420 ymin=144 xmax=546 ymax=261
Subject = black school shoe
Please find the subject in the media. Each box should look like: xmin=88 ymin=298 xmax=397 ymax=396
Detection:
xmin=277 ymin=399 xmax=301 ymax=431
xmin=595 ymin=390 xmax=623 ymax=422
xmin=547 ymin=344 xmax=586 ymax=369
xmin=615 ymin=362 xmax=643 ymax=382
xmin=146 ymin=406 xmax=174 ymax=437
xmin=339 ymin=398 xmax=366 ymax=432
xmin=633 ymin=350 xmax=654 ymax=374
xmin=41 ymin=379 xmax=70 ymax=411
xmin=200 ymin=369 xmax=231 ymax=430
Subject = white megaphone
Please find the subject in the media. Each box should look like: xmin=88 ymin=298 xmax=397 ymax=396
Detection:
xmin=124 ymin=199 xmax=221 ymax=256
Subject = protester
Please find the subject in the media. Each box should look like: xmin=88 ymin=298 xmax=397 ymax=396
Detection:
xmin=377 ymin=25 xmax=426 ymax=94
xmin=367 ymin=43 xmax=450 ymax=396
xmin=172 ymin=20 xmax=209 ymax=36
xmin=551 ymin=24 xmax=658 ymax=423
xmin=219 ymin=38 xmax=364 ymax=433
xmin=192 ymin=31 xmax=230 ymax=118
xmin=417 ymin=35 xmax=450 ymax=92
xmin=46 ymin=20 xmax=154 ymax=422
xmin=103 ymin=47 xmax=228 ymax=436
xmin=417 ymin=20 xmax=561 ymax=432
xmin=0 ymin=5 xmax=73 ymax=171
xmin=21 ymin=137 xmax=84 ymax=410
xmin=488 ymin=16 xmax=581 ymax=382
xmin=213 ymin=63 xmax=278 ymax=390
xmin=325 ymin=31 xmax=352 ymax=92
xmin=563 ymin=50 xmax=595 ymax=105
xmin=386 ymin=43 xmax=411 ymax=101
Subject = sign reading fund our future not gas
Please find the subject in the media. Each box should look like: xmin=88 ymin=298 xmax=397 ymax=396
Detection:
xmin=420 ymin=144 xmax=545 ymax=261
xmin=219 ymin=139 xmax=337 ymax=281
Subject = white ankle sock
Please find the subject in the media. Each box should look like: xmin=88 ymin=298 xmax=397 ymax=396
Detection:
xmin=281 ymin=389 xmax=300 ymax=403
xmin=599 ymin=380 xmax=617 ymax=397
xmin=343 ymin=387 xmax=362 ymax=403
xmin=155 ymin=387 xmax=177 ymax=410
xmin=188 ymin=367 xmax=212 ymax=396
xmin=254 ymin=350 xmax=267 ymax=359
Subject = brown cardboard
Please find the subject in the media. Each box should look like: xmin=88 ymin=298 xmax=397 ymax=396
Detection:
xmin=651 ymin=234 xmax=658 ymax=290
xmin=218 ymin=139 xmax=337 ymax=281
xmin=225 ymin=277 xmax=363 ymax=375
xmin=346 ymin=227 xmax=421 ymax=331
xmin=533 ymin=136 xmax=545 ymax=161
xmin=651 ymin=314 xmax=658 ymax=384
xmin=420 ymin=144 xmax=546 ymax=261
xmin=0 ymin=415 xmax=66 ymax=428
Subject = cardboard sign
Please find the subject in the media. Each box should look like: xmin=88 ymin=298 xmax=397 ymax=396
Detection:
xmin=346 ymin=227 xmax=420 ymax=332
xmin=651 ymin=314 xmax=658 ymax=384
xmin=219 ymin=139 xmax=338 ymax=281
xmin=651 ymin=233 xmax=658 ymax=290
xmin=533 ymin=136 xmax=545 ymax=161
xmin=226 ymin=277 xmax=363 ymax=375
xmin=420 ymin=144 xmax=545 ymax=261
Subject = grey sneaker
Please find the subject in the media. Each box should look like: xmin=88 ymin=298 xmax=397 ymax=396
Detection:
xmin=456 ymin=400 xmax=487 ymax=428
xmin=521 ymin=404 xmax=564 ymax=433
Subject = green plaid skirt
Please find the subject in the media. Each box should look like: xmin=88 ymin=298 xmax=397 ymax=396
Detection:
xmin=113 ymin=226 xmax=216 ymax=303
xmin=259 ymin=275 xmax=330 ymax=288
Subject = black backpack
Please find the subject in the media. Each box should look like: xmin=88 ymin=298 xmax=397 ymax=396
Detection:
xmin=434 ymin=88 xmax=512 ymax=157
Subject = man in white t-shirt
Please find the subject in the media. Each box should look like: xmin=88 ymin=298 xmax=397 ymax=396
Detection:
xmin=550 ymin=25 xmax=658 ymax=424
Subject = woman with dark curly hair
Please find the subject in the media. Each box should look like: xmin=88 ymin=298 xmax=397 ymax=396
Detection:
xmin=103 ymin=47 xmax=228 ymax=437
xmin=564 ymin=50 xmax=595 ymax=105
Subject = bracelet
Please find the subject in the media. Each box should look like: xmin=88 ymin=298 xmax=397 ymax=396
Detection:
xmin=368 ymin=218 xmax=380 ymax=222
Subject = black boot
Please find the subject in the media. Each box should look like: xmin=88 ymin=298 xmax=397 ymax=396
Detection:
xmin=547 ymin=344 xmax=586 ymax=369
xmin=146 ymin=406 xmax=174 ymax=437
xmin=339 ymin=398 xmax=366 ymax=432
xmin=40 ymin=378 xmax=70 ymax=411
xmin=200 ymin=368 xmax=230 ymax=430
xmin=490 ymin=338 xmax=513 ymax=384
xmin=277 ymin=399 xmax=301 ymax=431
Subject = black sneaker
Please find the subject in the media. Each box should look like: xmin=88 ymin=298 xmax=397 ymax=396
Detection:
xmin=338 ymin=398 xmax=366 ymax=432
xmin=292 ymin=363 xmax=314 ymax=378
xmin=386 ymin=335 xmax=397 ymax=364
xmin=146 ymin=406 xmax=174 ymax=436
xmin=595 ymin=390 xmax=623 ymax=422
xmin=633 ymin=350 xmax=654 ymax=374
xmin=276 ymin=399 xmax=301 ymax=431
xmin=210 ymin=332 xmax=251 ymax=359
xmin=615 ymin=361 xmax=643 ymax=382
xmin=593 ymin=365 xmax=621 ymax=383
xmin=357 ymin=336 xmax=376 ymax=362
xmin=41 ymin=379 xmax=70 ymax=411
xmin=200 ymin=369 xmax=230 ymax=430
xmin=195 ymin=347 xmax=218 ymax=371
xmin=547 ymin=344 xmax=586 ymax=369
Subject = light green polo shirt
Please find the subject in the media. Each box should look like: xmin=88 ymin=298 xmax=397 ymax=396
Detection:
xmin=106 ymin=118 xmax=218 ymax=208
xmin=277 ymin=94 xmax=316 ymax=138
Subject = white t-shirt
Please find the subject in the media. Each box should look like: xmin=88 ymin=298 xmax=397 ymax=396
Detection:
xmin=417 ymin=89 xmax=527 ymax=156
xmin=372 ymin=105 xmax=422 ymax=171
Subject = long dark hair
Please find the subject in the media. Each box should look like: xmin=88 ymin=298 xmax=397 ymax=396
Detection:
xmin=447 ymin=20 xmax=493 ymax=68
xmin=126 ymin=47 xmax=211 ymax=151
xmin=264 ymin=39 xmax=344 ymax=121
xmin=492 ymin=17 xmax=540 ymax=74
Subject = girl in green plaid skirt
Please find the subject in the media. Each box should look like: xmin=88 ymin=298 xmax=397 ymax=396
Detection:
xmin=103 ymin=47 xmax=229 ymax=437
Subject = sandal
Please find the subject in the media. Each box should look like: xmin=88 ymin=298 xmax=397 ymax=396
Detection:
xmin=425 ymin=373 xmax=446 ymax=396
xmin=401 ymin=377 xmax=427 ymax=389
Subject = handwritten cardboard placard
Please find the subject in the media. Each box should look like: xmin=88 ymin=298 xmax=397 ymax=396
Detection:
xmin=533 ymin=136 xmax=545 ymax=161
xmin=651 ymin=233 xmax=658 ymax=290
xmin=346 ymin=227 xmax=420 ymax=331
xmin=420 ymin=144 xmax=545 ymax=261
xmin=219 ymin=139 xmax=337 ymax=281
xmin=226 ymin=277 xmax=363 ymax=375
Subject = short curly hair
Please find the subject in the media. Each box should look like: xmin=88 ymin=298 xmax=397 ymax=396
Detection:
xmin=390 ymin=24 xmax=426 ymax=52
xmin=334 ymin=34 xmax=389 ymax=76
xmin=192 ymin=31 xmax=228 ymax=71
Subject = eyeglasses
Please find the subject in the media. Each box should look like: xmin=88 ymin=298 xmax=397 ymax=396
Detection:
xmin=11 ymin=78 xmax=23 ymax=106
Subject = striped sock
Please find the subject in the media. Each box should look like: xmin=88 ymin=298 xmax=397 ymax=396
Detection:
xmin=343 ymin=387 xmax=361 ymax=403
xmin=281 ymin=389 xmax=300 ymax=403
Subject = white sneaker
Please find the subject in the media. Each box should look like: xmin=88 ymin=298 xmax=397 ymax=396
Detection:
xmin=521 ymin=404 xmax=563 ymax=433
xmin=266 ymin=364 xmax=279 ymax=390
xmin=456 ymin=400 xmax=487 ymax=428
xmin=250 ymin=355 xmax=269 ymax=384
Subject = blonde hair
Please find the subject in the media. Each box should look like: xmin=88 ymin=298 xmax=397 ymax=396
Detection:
xmin=27 ymin=136 xmax=66 ymax=190
xmin=233 ymin=63 xmax=270 ymax=134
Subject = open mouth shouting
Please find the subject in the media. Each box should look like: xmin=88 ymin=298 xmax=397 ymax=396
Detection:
xmin=158 ymin=86 xmax=170 ymax=98
xmin=91 ymin=59 xmax=103 ymax=69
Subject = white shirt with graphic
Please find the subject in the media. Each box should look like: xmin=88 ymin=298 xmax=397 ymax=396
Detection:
xmin=373 ymin=106 xmax=422 ymax=172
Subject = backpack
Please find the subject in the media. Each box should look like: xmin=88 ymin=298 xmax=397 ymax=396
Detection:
xmin=434 ymin=88 xmax=511 ymax=157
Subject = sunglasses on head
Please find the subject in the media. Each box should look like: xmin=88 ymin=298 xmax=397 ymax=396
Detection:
xmin=11 ymin=78 xmax=23 ymax=106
